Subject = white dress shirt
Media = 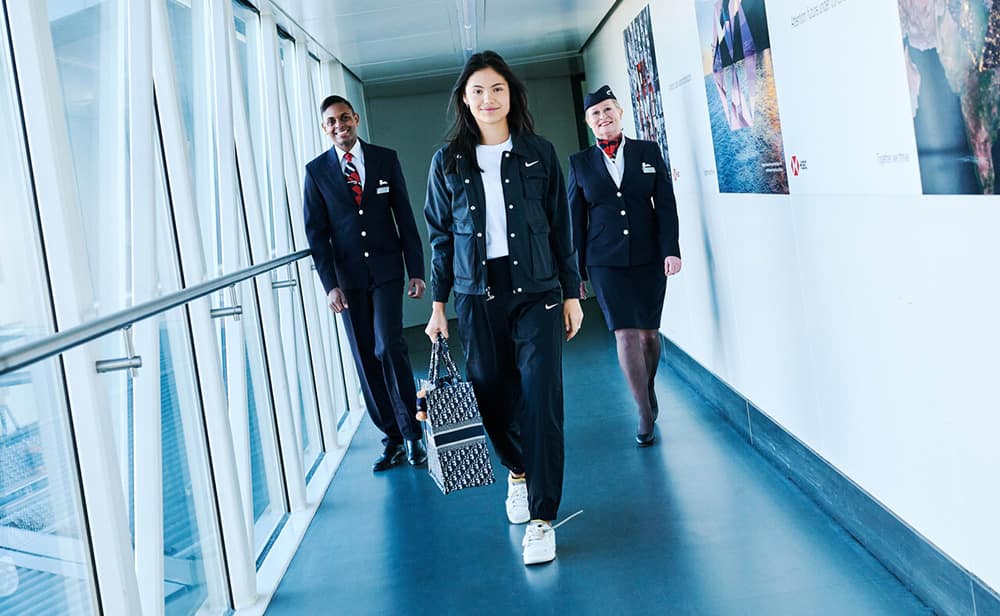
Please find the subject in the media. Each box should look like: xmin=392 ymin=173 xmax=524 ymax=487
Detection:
xmin=599 ymin=137 xmax=627 ymax=188
xmin=333 ymin=140 xmax=365 ymax=188
xmin=477 ymin=137 xmax=513 ymax=259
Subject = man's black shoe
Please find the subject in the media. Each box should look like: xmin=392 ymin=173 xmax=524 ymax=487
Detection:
xmin=405 ymin=439 xmax=427 ymax=466
xmin=372 ymin=444 xmax=405 ymax=472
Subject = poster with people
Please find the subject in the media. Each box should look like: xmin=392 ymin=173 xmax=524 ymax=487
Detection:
xmin=623 ymin=5 xmax=671 ymax=172
xmin=694 ymin=0 xmax=789 ymax=194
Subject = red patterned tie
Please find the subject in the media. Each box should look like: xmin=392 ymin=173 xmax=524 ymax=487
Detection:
xmin=343 ymin=152 xmax=362 ymax=206
xmin=597 ymin=136 xmax=622 ymax=160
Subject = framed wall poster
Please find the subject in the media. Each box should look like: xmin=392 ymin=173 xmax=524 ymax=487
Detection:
xmin=623 ymin=5 xmax=671 ymax=172
xmin=694 ymin=0 xmax=789 ymax=194
xmin=898 ymin=0 xmax=1000 ymax=194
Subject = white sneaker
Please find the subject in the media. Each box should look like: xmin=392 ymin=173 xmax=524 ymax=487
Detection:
xmin=505 ymin=474 xmax=529 ymax=524
xmin=522 ymin=520 xmax=556 ymax=565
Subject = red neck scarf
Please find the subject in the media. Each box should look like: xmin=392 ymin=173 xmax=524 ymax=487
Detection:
xmin=597 ymin=135 xmax=623 ymax=160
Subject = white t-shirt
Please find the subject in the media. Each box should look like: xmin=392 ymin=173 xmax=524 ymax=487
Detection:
xmin=476 ymin=137 xmax=513 ymax=259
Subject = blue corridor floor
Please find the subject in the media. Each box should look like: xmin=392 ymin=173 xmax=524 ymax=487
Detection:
xmin=266 ymin=300 xmax=930 ymax=615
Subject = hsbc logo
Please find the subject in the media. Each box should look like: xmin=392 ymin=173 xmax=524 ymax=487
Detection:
xmin=790 ymin=155 xmax=807 ymax=176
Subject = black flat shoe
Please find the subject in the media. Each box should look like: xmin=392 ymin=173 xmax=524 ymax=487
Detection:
xmin=372 ymin=444 xmax=405 ymax=472
xmin=405 ymin=439 xmax=427 ymax=466
xmin=636 ymin=432 xmax=655 ymax=447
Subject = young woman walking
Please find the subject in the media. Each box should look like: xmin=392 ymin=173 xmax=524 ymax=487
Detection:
xmin=424 ymin=51 xmax=583 ymax=565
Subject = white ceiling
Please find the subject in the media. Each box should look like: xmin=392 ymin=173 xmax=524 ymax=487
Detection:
xmin=291 ymin=0 xmax=615 ymax=84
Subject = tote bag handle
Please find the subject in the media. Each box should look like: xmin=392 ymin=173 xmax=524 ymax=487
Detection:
xmin=427 ymin=334 xmax=462 ymax=385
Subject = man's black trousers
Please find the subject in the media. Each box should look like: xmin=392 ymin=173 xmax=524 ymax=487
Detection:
xmin=341 ymin=277 xmax=422 ymax=446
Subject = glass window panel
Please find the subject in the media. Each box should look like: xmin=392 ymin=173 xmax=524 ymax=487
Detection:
xmin=272 ymin=48 xmax=310 ymax=452
xmin=0 ymin=19 xmax=96 ymax=613
xmin=84 ymin=128 xmax=228 ymax=615
xmin=0 ymin=48 xmax=54 ymax=351
xmin=47 ymin=0 xmax=127 ymax=315
xmin=121 ymin=154 xmax=228 ymax=610
xmin=307 ymin=54 xmax=322 ymax=158
xmin=167 ymin=0 xmax=247 ymax=278
xmin=48 ymin=0 xmax=138 ymax=514
xmin=77 ymin=114 xmax=228 ymax=616
xmin=233 ymin=1 xmax=275 ymax=255
xmin=277 ymin=33 xmax=299 ymax=169
xmin=208 ymin=170 xmax=285 ymax=557
xmin=274 ymin=47 xmax=298 ymax=259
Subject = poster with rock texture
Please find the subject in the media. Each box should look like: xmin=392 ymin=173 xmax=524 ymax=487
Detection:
xmin=898 ymin=0 xmax=1000 ymax=194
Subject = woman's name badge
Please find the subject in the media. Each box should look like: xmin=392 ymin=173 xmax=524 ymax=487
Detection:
xmin=642 ymin=163 xmax=655 ymax=174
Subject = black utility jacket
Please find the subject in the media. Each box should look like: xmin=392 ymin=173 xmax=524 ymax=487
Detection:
xmin=424 ymin=134 xmax=582 ymax=303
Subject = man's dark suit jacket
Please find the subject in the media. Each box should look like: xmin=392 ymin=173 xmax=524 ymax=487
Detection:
xmin=304 ymin=141 xmax=424 ymax=292
xmin=567 ymin=138 xmax=680 ymax=280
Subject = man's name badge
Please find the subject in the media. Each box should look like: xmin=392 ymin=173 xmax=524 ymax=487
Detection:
xmin=642 ymin=163 xmax=655 ymax=174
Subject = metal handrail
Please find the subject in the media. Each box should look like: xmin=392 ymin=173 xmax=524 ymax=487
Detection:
xmin=0 ymin=250 xmax=312 ymax=376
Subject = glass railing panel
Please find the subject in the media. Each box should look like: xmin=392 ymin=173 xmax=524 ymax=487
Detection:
xmin=0 ymin=357 xmax=97 ymax=615
xmin=245 ymin=338 xmax=285 ymax=558
xmin=156 ymin=310 xmax=227 ymax=615
xmin=88 ymin=307 xmax=228 ymax=615
xmin=264 ymin=269 xmax=323 ymax=473
xmin=227 ymin=279 xmax=285 ymax=561
xmin=311 ymin=281 xmax=351 ymax=429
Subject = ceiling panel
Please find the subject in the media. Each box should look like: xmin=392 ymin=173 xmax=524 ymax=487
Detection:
xmin=295 ymin=0 xmax=614 ymax=83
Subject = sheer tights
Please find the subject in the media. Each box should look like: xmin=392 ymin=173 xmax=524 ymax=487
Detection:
xmin=614 ymin=329 xmax=661 ymax=435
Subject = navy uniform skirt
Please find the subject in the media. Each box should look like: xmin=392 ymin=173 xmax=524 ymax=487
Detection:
xmin=588 ymin=262 xmax=666 ymax=331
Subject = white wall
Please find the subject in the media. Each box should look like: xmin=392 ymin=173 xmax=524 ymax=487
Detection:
xmin=365 ymin=75 xmax=583 ymax=328
xmin=583 ymin=0 xmax=1000 ymax=591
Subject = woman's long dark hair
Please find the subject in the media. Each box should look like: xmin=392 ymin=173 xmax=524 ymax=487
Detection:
xmin=445 ymin=50 xmax=535 ymax=172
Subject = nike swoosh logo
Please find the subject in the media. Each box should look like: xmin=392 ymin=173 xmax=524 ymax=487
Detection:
xmin=525 ymin=161 xmax=540 ymax=167
xmin=545 ymin=303 xmax=560 ymax=310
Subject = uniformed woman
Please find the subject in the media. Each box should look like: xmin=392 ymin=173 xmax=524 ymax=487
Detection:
xmin=567 ymin=86 xmax=681 ymax=446
xmin=424 ymin=50 xmax=583 ymax=566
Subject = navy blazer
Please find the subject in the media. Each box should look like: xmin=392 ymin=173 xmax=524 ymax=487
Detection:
xmin=567 ymin=138 xmax=680 ymax=279
xmin=304 ymin=141 xmax=424 ymax=292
